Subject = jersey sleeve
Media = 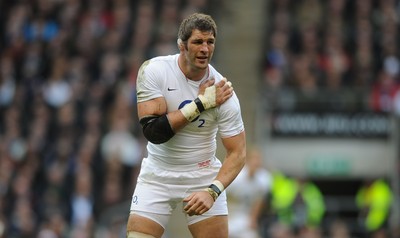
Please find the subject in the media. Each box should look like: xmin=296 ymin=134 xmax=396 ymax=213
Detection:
xmin=136 ymin=60 xmax=164 ymax=103
xmin=258 ymin=170 xmax=273 ymax=196
xmin=217 ymin=92 xmax=245 ymax=138
xmin=207 ymin=66 xmax=245 ymax=138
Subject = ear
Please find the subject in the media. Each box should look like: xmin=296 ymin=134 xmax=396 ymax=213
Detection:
xmin=177 ymin=39 xmax=184 ymax=51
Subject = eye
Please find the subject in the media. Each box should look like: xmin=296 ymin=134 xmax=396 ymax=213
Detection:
xmin=192 ymin=40 xmax=203 ymax=45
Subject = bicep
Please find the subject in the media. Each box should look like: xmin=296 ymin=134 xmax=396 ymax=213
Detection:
xmin=221 ymin=131 xmax=246 ymax=157
xmin=137 ymin=97 xmax=167 ymax=119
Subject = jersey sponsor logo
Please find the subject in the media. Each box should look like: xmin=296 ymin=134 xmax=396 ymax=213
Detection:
xmin=167 ymin=87 xmax=178 ymax=91
xmin=198 ymin=159 xmax=211 ymax=168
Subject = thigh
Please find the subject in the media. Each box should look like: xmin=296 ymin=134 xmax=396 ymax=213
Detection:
xmin=127 ymin=213 xmax=164 ymax=238
xmin=188 ymin=215 xmax=228 ymax=238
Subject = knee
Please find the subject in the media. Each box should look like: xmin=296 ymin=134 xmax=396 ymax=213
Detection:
xmin=126 ymin=213 xmax=164 ymax=238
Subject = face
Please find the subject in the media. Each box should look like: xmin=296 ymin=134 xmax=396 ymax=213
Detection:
xmin=182 ymin=29 xmax=215 ymax=71
xmin=248 ymin=150 xmax=262 ymax=170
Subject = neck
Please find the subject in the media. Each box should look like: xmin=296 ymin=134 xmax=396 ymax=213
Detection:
xmin=178 ymin=54 xmax=208 ymax=81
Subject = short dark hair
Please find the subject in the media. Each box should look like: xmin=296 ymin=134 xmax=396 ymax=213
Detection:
xmin=177 ymin=13 xmax=217 ymax=42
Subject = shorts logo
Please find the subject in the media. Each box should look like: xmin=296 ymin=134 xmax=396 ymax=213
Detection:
xmin=198 ymin=159 xmax=211 ymax=168
xmin=132 ymin=195 xmax=138 ymax=205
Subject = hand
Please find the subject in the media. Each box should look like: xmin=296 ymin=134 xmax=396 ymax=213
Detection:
xmin=182 ymin=191 xmax=215 ymax=216
xmin=180 ymin=77 xmax=233 ymax=121
xmin=198 ymin=77 xmax=233 ymax=110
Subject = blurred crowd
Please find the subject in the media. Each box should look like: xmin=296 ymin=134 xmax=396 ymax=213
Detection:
xmin=0 ymin=0 xmax=215 ymax=237
xmin=262 ymin=0 xmax=400 ymax=237
xmin=263 ymin=0 xmax=400 ymax=113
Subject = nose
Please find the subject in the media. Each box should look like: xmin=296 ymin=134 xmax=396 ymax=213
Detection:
xmin=200 ymin=42 xmax=209 ymax=52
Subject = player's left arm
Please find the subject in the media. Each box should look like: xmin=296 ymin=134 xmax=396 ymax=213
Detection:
xmin=216 ymin=130 xmax=247 ymax=190
xmin=182 ymin=131 xmax=246 ymax=216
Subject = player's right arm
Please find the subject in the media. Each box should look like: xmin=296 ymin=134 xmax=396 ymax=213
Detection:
xmin=137 ymin=97 xmax=188 ymax=144
xmin=137 ymin=63 xmax=233 ymax=144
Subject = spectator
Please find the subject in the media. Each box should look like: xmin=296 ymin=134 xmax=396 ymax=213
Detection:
xmin=42 ymin=57 xmax=73 ymax=108
xmin=270 ymin=173 xmax=326 ymax=235
xmin=69 ymin=166 xmax=95 ymax=236
xmin=369 ymin=69 xmax=400 ymax=113
xmin=227 ymin=147 xmax=272 ymax=238
xmin=0 ymin=55 xmax=16 ymax=107
xmin=328 ymin=219 xmax=351 ymax=238
xmin=356 ymin=178 xmax=393 ymax=237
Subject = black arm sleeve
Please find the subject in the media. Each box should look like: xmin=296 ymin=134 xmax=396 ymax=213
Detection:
xmin=139 ymin=115 xmax=175 ymax=144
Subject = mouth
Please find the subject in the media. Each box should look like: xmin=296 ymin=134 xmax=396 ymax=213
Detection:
xmin=197 ymin=56 xmax=208 ymax=63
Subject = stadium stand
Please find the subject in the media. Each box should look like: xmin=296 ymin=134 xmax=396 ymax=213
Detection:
xmin=0 ymin=0 xmax=216 ymax=237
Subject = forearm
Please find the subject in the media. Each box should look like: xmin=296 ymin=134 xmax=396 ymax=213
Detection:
xmin=215 ymin=132 xmax=246 ymax=189
xmin=139 ymin=78 xmax=234 ymax=144
xmin=168 ymin=110 xmax=193 ymax=131
xmin=138 ymin=98 xmax=202 ymax=144
xmin=215 ymin=152 xmax=246 ymax=189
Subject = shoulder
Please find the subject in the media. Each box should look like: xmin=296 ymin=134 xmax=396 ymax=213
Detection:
xmin=138 ymin=54 xmax=178 ymax=82
xmin=149 ymin=54 xmax=178 ymax=64
xmin=144 ymin=54 xmax=178 ymax=71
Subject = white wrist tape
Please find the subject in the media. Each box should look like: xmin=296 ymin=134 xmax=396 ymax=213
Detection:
xmin=212 ymin=180 xmax=225 ymax=193
xmin=181 ymin=78 xmax=232 ymax=122
xmin=180 ymin=101 xmax=200 ymax=121
xmin=198 ymin=85 xmax=216 ymax=110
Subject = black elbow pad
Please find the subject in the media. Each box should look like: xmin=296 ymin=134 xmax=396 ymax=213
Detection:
xmin=139 ymin=115 xmax=175 ymax=144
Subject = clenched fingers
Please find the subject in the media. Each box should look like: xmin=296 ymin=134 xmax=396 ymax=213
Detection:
xmin=182 ymin=191 xmax=214 ymax=216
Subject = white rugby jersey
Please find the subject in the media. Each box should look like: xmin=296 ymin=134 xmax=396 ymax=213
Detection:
xmin=228 ymin=166 xmax=272 ymax=214
xmin=136 ymin=54 xmax=244 ymax=169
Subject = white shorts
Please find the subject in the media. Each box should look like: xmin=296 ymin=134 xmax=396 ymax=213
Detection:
xmin=229 ymin=213 xmax=259 ymax=238
xmin=129 ymin=157 xmax=228 ymax=228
